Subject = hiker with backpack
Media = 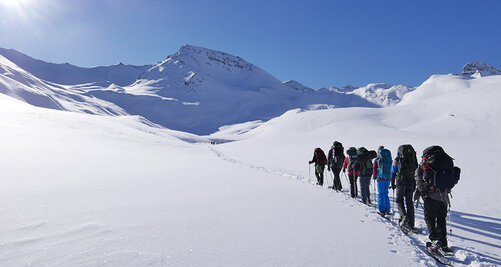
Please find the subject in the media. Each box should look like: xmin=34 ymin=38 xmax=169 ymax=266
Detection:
xmin=342 ymin=147 xmax=360 ymax=198
xmin=309 ymin=147 xmax=327 ymax=186
xmin=373 ymin=146 xmax=392 ymax=216
xmin=357 ymin=147 xmax=377 ymax=205
xmin=414 ymin=146 xmax=460 ymax=254
xmin=391 ymin=144 xmax=418 ymax=232
xmin=327 ymin=141 xmax=345 ymax=191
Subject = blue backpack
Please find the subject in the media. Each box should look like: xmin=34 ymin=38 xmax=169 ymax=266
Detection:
xmin=378 ymin=148 xmax=392 ymax=179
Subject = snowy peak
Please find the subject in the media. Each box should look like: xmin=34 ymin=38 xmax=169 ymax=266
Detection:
xmin=462 ymin=62 xmax=501 ymax=78
xmin=283 ymin=80 xmax=314 ymax=92
xmin=176 ymin=44 xmax=253 ymax=71
xmin=146 ymin=45 xmax=254 ymax=78
xmin=138 ymin=44 xmax=283 ymax=92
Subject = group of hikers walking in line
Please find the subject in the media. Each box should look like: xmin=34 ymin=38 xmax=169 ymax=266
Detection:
xmin=309 ymin=142 xmax=461 ymax=256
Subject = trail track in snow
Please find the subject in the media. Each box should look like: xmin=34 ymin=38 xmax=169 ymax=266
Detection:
xmin=208 ymin=145 xmax=499 ymax=267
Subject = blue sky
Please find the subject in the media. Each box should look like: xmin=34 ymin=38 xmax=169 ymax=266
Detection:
xmin=1 ymin=0 xmax=500 ymax=88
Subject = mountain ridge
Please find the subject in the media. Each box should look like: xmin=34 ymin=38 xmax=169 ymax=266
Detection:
xmin=2 ymin=45 xmax=499 ymax=134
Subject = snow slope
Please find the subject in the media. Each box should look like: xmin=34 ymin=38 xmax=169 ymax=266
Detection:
xmin=210 ymin=74 xmax=501 ymax=266
xmin=2 ymin=71 xmax=500 ymax=266
xmin=1 ymin=70 xmax=500 ymax=266
xmin=0 ymin=94 xmax=419 ymax=266
xmin=0 ymin=48 xmax=151 ymax=86
xmin=0 ymin=54 xmax=126 ymax=115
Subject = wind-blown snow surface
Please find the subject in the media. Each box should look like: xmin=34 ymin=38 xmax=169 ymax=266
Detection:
xmin=1 ymin=72 xmax=500 ymax=266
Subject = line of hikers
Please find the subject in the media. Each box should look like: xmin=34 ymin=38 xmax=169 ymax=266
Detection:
xmin=309 ymin=142 xmax=460 ymax=253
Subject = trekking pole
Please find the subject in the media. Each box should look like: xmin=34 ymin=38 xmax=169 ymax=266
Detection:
xmin=343 ymin=171 xmax=350 ymax=186
xmin=392 ymin=188 xmax=395 ymax=220
xmin=308 ymin=163 xmax=311 ymax=182
xmin=329 ymin=170 xmax=334 ymax=189
xmin=373 ymin=179 xmax=377 ymax=210
xmin=448 ymin=192 xmax=453 ymax=234
xmin=448 ymin=206 xmax=452 ymax=235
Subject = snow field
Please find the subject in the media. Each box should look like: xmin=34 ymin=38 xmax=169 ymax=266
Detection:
xmin=0 ymin=95 xmax=420 ymax=266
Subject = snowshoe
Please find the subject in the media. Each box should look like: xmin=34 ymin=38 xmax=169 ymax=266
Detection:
xmin=426 ymin=242 xmax=452 ymax=265
xmin=439 ymin=245 xmax=455 ymax=257
xmin=399 ymin=221 xmax=413 ymax=235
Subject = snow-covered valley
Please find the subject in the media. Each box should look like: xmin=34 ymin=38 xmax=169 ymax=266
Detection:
xmin=0 ymin=46 xmax=500 ymax=266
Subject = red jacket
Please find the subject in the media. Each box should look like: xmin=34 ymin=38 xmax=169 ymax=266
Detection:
xmin=343 ymin=157 xmax=360 ymax=176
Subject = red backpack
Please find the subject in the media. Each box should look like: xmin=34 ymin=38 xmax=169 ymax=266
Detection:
xmin=315 ymin=148 xmax=327 ymax=165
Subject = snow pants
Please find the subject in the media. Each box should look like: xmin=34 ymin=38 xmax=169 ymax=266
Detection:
xmin=396 ymin=183 xmax=415 ymax=229
xmin=331 ymin=167 xmax=342 ymax=191
xmin=315 ymin=164 xmax=325 ymax=186
xmin=377 ymin=179 xmax=391 ymax=213
xmin=424 ymin=197 xmax=448 ymax=247
xmin=359 ymin=175 xmax=371 ymax=203
xmin=349 ymin=173 xmax=358 ymax=198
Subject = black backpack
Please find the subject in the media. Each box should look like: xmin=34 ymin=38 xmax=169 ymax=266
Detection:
xmin=333 ymin=142 xmax=345 ymax=168
xmin=357 ymin=147 xmax=377 ymax=175
xmin=396 ymin=144 xmax=418 ymax=183
xmin=348 ymin=156 xmax=361 ymax=173
xmin=422 ymin=146 xmax=460 ymax=192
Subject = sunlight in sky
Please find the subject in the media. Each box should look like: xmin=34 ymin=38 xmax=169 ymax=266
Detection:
xmin=0 ymin=0 xmax=38 ymax=22
xmin=0 ymin=0 xmax=56 ymax=42
xmin=0 ymin=0 xmax=31 ymax=7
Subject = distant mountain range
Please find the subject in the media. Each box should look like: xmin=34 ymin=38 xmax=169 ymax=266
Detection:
xmin=0 ymin=45 xmax=499 ymax=134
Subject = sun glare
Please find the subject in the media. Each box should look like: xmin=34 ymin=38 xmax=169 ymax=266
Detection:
xmin=0 ymin=0 xmax=31 ymax=7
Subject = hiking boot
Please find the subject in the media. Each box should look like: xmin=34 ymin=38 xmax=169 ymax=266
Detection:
xmin=437 ymin=241 xmax=451 ymax=252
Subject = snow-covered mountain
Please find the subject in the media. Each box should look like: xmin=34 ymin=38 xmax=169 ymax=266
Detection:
xmin=350 ymin=83 xmax=416 ymax=106
xmin=461 ymin=62 xmax=501 ymax=78
xmin=283 ymin=80 xmax=314 ymax=92
xmin=0 ymin=48 xmax=151 ymax=86
xmin=0 ymin=46 xmax=378 ymax=134
xmin=320 ymin=83 xmax=416 ymax=107
xmin=19 ymin=44 xmax=376 ymax=134
xmin=1 ymin=45 xmax=499 ymax=134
